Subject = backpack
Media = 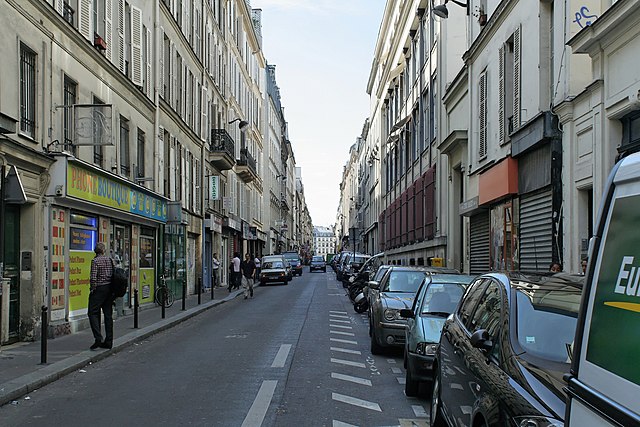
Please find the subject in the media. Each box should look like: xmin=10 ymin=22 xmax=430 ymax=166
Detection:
xmin=110 ymin=258 xmax=129 ymax=298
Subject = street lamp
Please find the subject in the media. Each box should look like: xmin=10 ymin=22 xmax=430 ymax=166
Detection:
xmin=228 ymin=118 xmax=250 ymax=132
xmin=432 ymin=0 xmax=469 ymax=18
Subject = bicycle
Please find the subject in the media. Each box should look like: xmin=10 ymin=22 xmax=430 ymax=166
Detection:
xmin=154 ymin=275 xmax=175 ymax=308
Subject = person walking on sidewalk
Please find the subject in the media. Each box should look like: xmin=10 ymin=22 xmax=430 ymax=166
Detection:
xmin=229 ymin=252 xmax=242 ymax=292
xmin=88 ymin=242 xmax=114 ymax=350
xmin=254 ymin=255 xmax=261 ymax=282
xmin=241 ymin=253 xmax=256 ymax=299
xmin=212 ymin=253 xmax=220 ymax=288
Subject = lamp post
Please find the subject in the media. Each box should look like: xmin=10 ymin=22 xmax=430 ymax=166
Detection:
xmin=432 ymin=0 xmax=469 ymax=18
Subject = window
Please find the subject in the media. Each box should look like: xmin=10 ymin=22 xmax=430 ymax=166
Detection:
xmin=458 ymin=279 xmax=487 ymax=328
xmin=119 ymin=116 xmax=130 ymax=176
xmin=93 ymin=96 xmax=105 ymax=166
xmin=478 ymin=70 xmax=488 ymax=158
xmin=63 ymin=75 xmax=77 ymax=153
xmin=468 ymin=281 xmax=502 ymax=337
xmin=20 ymin=43 xmax=37 ymax=138
xmin=93 ymin=0 xmax=105 ymax=37
xmin=136 ymin=128 xmax=145 ymax=179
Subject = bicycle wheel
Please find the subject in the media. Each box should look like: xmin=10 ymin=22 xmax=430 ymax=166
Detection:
xmin=154 ymin=287 xmax=164 ymax=306
xmin=164 ymin=289 xmax=175 ymax=307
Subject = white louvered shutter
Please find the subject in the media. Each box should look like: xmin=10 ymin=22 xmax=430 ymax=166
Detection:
xmin=498 ymin=45 xmax=505 ymax=144
xmin=181 ymin=148 xmax=186 ymax=207
xmin=195 ymin=79 xmax=200 ymax=136
xmin=169 ymin=139 xmax=176 ymax=200
xmin=117 ymin=0 xmax=125 ymax=73
xmin=159 ymin=28 xmax=165 ymax=99
xmin=54 ymin=0 xmax=64 ymax=15
xmin=171 ymin=43 xmax=177 ymax=108
xmin=78 ymin=0 xmax=92 ymax=41
xmin=201 ymin=85 xmax=208 ymax=140
xmin=105 ymin=0 xmax=113 ymax=62
xmin=195 ymin=158 xmax=201 ymax=214
xmin=131 ymin=7 xmax=143 ymax=86
xmin=479 ymin=72 xmax=487 ymax=158
xmin=513 ymin=25 xmax=521 ymax=131
xmin=146 ymin=27 xmax=152 ymax=96
xmin=182 ymin=60 xmax=187 ymax=119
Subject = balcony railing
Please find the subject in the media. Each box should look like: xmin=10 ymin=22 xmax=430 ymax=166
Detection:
xmin=209 ymin=129 xmax=235 ymax=170
xmin=236 ymin=148 xmax=257 ymax=183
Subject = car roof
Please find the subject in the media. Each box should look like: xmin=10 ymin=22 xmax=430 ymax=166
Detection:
xmin=263 ymin=255 xmax=285 ymax=259
xmin=386 ymin=266 xmax=460 ymax=274
xmin=481 ymin=271 xmax=585 ymax=290
xmin=428 ymin=274 xmax=476 ymax=284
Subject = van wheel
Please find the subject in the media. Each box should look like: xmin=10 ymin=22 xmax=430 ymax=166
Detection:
xmin=405 ymin=368 xmax=419 ymax=397
xmin=370 ymin=328 xmax=383 ymax=355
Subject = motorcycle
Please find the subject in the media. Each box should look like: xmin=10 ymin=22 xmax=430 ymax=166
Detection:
xmin=353 ymin=291 xmax=368 ymax=313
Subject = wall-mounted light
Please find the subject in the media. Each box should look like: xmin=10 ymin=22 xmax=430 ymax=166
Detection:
xmin=228 ymin=118 xmax=249 ymax=132
xmin=432 ymin=0 xmax=469 ymax=18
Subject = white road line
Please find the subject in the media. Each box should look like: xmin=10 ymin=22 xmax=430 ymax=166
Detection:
xmin=397 ymin=377 xmax=406 ymax=385
xmin=412 ymin=405 xmax=429 ymax=418
xmin=331 ymin=358 xmax=366 ymax=368
xmin=271 ymin=344 xmax=292 ymax=368
xmin=329 ymin=319 xmax=351 ymax=324
xmin=330 ymin=330 xmax=355 ymax=336
xmin=333 ymin=421 xmax=359 ymax=427
xmin=240 ymin=380 xmax=277 ymax=427
xmin=330 ymin=314 xmax=351 ymax=319
xmin=329 ymin=324 xmax=353 ymax=330
xmin=391 ymin=367 xmax=402 ymax=374
xmin=331 ymin=347 xmax=361 ymax=355
xmin=331 ymin=372 xmax=373 ymax=386
xmin=332 ymin=393 xmax=382 ymax=412
xmin=461 ymin=406 xmax=472 ymax=415
xmin=330 ymin=311 xmax=348 ymax=314
xmin=330 ymin=338 xmax=358 ymax=345
xmin=387 ymin=359 xmax=397 ymax=364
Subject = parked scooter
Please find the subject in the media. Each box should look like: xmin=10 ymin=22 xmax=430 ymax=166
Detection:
xmin=353 ymin=291 xmax=368 ymax=313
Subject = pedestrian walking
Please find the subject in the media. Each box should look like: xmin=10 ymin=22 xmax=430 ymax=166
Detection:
xmin=254 ymin=255 xmax=261 ymax=282
xmin=229 ymin=252 xmax=241 ymax=292
xmin=88 ymin=242 xmax=114 ymax=350
xmin=241 ymin=253 xmax=256 ymax=299
xmin=212 ymin=253 xmax=220 ymax=288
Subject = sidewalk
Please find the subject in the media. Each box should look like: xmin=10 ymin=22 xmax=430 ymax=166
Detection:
xmin=0 ymin=286 xmax=247 ymax=407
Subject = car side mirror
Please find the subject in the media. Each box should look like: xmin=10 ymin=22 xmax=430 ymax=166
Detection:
xmin=470 ymin=329 xmax=493 ymax=352
xmin=399 ymin=309 xmax=414 ymax=319
xmin=367 ymin=280 xmax=379 ymax=290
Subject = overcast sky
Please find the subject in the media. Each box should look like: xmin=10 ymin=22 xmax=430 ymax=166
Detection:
xmin=251 ymin=0 xmax=386 ymax=228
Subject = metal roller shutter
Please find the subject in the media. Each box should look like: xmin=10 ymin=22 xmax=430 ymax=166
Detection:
xmin=470 ymin=213 xmax=490 ymax=275
xmin=519 ymin=190 xmax=553 ymax=272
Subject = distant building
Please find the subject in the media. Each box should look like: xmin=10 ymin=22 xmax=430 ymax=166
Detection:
xmin=313 ymin=227 xmax=336 ymax=258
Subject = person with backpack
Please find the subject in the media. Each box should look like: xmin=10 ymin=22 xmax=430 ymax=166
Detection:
xmin=88 ymin=242 xmax=114 ymax=350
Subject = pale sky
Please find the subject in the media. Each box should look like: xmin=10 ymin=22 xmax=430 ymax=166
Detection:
xmin=251 ymin=0 xmax=386 ymax=228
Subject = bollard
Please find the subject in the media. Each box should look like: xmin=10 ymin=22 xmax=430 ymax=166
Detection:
xmin=133 ymin=288 xmax=139 ymax=329
xmin=161 ymin=285 xmax=166 ymax=319
xmin=197 ymin=277 xmax=202 ymax=305
xmin=211 ymin=278 xmax=215 ymax=300
xmin=181 ymin=279 xmax=186 ymax=311
xmin=40 ymin=305 xmax=48 ymax=364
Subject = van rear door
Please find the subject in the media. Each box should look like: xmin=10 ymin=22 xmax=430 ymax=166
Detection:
xmin=566 ymin=153 xmax=640 ymax=426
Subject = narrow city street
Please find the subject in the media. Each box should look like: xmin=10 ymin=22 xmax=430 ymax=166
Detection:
xmin=0 ymin=269 xmax=429 ymax=427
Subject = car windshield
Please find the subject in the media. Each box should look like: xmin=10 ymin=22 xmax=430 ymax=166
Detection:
xmin=312 ymin=256 xmax=323 ymax=262
xmin=420 ymin=283 xmax=466 ymax=315
xmin=263 ymin=261 xmax=283 ymax=269
xmin=515 ymin=286 xmax=580 ymax=363
xmin=385 ymin=270 xmax=426 ymax=293
xmin=373 ymin=266 xmax=390 ymax=281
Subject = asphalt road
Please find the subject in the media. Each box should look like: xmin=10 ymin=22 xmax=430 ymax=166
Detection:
xmin=0 ymin=269 xmax=430 ymax=427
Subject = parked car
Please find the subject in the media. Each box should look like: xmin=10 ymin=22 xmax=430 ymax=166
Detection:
xmin=342 ymin=253 xmax=371 ymax=284
xmin=310 ymin=255 xmax=327 ymax=272
xmin=368 ymin=266 xmax=458 ymax=354
xmin=258 ymin=255 xmax=290 ymax=286
xmin=431 ymin=272 xmax=583 ymax=427
xmin=400 ymin=273 xmax=475 ymax=396
xmin=282 ymin=251 xmax=303 ymax=276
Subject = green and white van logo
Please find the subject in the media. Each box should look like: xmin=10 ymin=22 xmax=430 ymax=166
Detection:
xmin=587 ymin=195 xmax=640 ymax=386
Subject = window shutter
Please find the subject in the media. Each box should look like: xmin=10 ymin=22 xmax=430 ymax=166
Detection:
xmin=78 ymin=0 xmax=92 ymax=41
xmin=159 ymin=28 xmax=165 ymax=98
xmin=513 ymin=25 xmax=521 ymax=131
xmin=169 ymin=139 xmax=176 ymax=199
xmin=498 ymin=45 xmax=505 ymax=144
xmin=117 ymin=0 xmax=125 ymax=73
xmin=201 ymin=85 xmax=208 ymax=140
xmin=146 ymin=27 xmax=152 ymax=96
xmin=105 ymin=0 xmax=113 ymax=62
xmin=195 ymin=158 xmax=201 ymax=214
xmin=479 ymin=71 xmax=487 ymax=158
xmin=171 ymin=43 xmax=177 ymax=108
xmin=131 ymin=7 xmax=143 ymax=86
xmin=54 ymin=0 xmax=64 ymax=15
xmin=181 ymin=148 xmax=187 ymax=208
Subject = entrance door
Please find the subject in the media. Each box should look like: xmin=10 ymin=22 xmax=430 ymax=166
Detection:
xmin=4 ymin=205 xmax=20 ymax=342
xmin=110 ymin=223 xmax=131 ymax=306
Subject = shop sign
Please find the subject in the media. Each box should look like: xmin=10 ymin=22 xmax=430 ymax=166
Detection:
xmin=243 ymin=222 xmax=257 ymax=240
xmin=67 ymin=163 xmax=168 ymax=222
xmin=225 ymin=217 xmax=241 ymax=231
xmin=209 ymin=176 xmax=220 ymax=200
xmin=213 ymin=216 xmax=223 ymax=233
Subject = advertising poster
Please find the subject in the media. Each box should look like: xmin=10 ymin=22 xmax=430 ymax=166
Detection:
xmin=139 ymin=235 xmax=155 ymax=303
xmin=68 ymin=227 xmax=96 ymax=316
xmin=50 ymin=208 xmax=67 ymax=320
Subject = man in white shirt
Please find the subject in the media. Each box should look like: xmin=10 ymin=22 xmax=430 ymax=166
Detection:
xmin=229 ymin=252 xmax=241 ymax=291
xmin=212 ymin=253 xmax=220 ymax=288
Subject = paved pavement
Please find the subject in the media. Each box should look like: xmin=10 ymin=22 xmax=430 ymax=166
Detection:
xmin=0 ymin=285 xmax=248 ymax=407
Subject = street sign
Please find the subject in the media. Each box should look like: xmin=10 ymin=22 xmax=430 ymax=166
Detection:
xmin=209 ymin=176 xmax=220 ymax=200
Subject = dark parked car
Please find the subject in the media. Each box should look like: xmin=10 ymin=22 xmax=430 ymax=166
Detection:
xmin=401 ymin=273 xmax=475 ymax=396
xmin=310 ymin=255 xmax=327 ymax=272
xmin=431 ymin=272 xmax=583 ymax=427
xmin=282 ymin=252 xmax=303 ymax=276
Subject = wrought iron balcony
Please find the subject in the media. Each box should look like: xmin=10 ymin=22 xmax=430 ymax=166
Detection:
xmin=235 ymin=148 xmax=258 ymax=183
xmin=210 ymin=129 xmax=236 ymax=170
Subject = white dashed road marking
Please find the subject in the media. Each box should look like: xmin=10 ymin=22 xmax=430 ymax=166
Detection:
xmin=330 ymin=338 xmax=358 ymax=345
xmin=391 ymin=367 xmax=402 ymax=374
xmin=333 ymin=421 xmax=358 ymax=427
xmin=330 ymin=319 xmax=352 ymax=324
xmin=330 ymin=311 xmax=348 ymax=314
xmin=330 ymin=314 xmax=351 ymax=319
xmin=412 ymin=405 xmax=429 ymax=418
xmin=332 ymin=393 xmax=382 ymax=412
xmin=331 ymin=372 xmax=373 ymax=386
xmin=330 ymin=330 xmax=355 ymax=337
xmin=397 ymin=377 xmax=406 ymax=385
xmin=241 ymin=380 xmax=277 ymax=427
xmin=271 ymin=344 xmax=292 ymax=368
xmin=330 ymin=346 xmax=361 ymax=355
xmin=331 ymin=358 xmax=366 ymax=368
xmin=387 ymin=359 xmax=397 ymax=364
xmin=330 ymin=324 xmax=354 ymax=330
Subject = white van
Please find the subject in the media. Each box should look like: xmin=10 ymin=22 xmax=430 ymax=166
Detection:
xmin=566 ymin=152 xmax=640 ymax=426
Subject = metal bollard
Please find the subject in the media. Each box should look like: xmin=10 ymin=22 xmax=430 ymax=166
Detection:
xmin=211 ymin=278 xmax=215 ymax=300
xmin=197 ymin=277 xmax=202 ymax=305
xmin=161 ymin=285 xmax=166 ymax=319
xmin=40 ymin=305 xmax=48 ymax=364
xmin=181 ymin=279 xmax=186 ymax=311
xmin=133 ymin=288 xmax=139 ymax=329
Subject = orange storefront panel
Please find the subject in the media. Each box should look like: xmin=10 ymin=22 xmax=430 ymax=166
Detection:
xmin=479 ymin=157 xmax=518 ymax=205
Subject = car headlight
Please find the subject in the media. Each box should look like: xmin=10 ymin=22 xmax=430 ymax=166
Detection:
xmin=512 ymin=416 xmax=563 ymax=427
xmin=384 ymin=308 xmax=402 ymax=321
xmin=416 ymin=343 xmax=438 ymax=356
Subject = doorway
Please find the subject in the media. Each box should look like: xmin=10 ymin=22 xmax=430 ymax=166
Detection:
xmin=4 ymin=205 xmax=20 ymax=342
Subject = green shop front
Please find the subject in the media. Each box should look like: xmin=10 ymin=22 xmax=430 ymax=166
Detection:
xmin=46 ymin=158 xmax=172 ymax=334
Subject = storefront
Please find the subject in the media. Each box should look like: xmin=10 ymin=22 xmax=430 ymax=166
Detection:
xmin=47 ymin=158 xmax=168 ymax=334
